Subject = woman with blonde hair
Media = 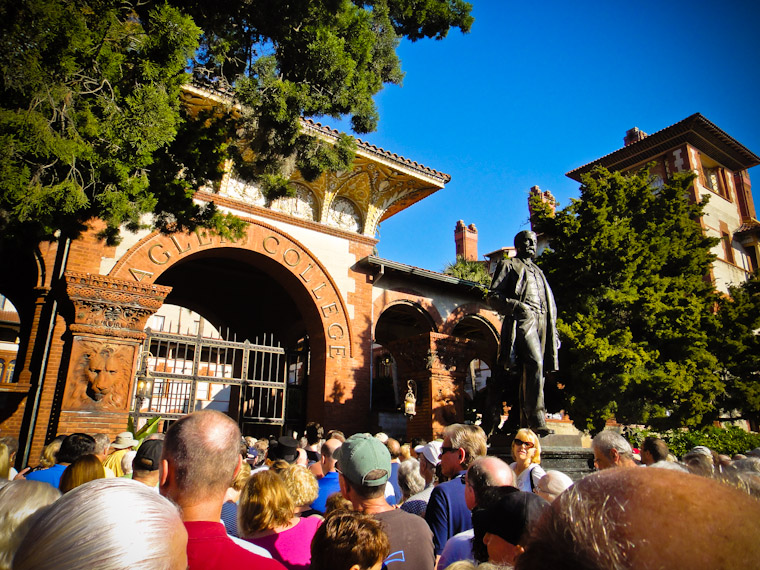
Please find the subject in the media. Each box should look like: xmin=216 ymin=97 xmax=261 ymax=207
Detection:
xmin=238 ymin=470 xmax=321 ymax=569
xmin=278 ymin=464 xmax=321 ymax=518
xmin=37 ymin=436 xmax=64 ymax=470
xmin=59 ymin=454 xmax=106 ymax=493
xmin=0 ymin=443 xmax=10 ymax=480
xmin=0 ymin=480 xmax=61 ymax=570
xmin=510 ymin=428 xmax=545 ymax=492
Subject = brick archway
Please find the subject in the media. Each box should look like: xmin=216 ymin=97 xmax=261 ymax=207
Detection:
xmin=108 ymin=220 xmax=354 ymax=425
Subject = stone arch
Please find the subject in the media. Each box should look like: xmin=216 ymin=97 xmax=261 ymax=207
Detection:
xmin=373 ymin=299 xmax=438 ymax=346
xmin=108 ymin=220 xmax=354 ymax=426
xmin=109 ymin=220 xmax=352 ymax=360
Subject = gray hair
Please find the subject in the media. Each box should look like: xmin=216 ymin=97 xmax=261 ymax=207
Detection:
xmin=515 ymin=475 xmax=631 ymax=570
xmin=0 ymin=481 xmax=61 ymax=570
xmin=397 ymin=458 xmax=425 ymax=499
xmin=592 ymin=430 xmax=633 ymax=460
xmin=92 ymin=433 xmax=111 ymax=455
xmin=12 ymin=478 xmax=184 ymax=570
xmin=121 ymin=450 xmax=137 ymax=475
xmin=535 ymin=470 xmax=574 ymax=502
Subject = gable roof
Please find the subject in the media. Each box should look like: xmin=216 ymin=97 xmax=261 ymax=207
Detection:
xmin=566 ymin=113 xmax=760 ymax=182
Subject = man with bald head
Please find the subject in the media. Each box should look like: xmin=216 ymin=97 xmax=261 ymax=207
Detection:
xmin=438 ymin=456 xmax=514 ymax=569
xmin=311 ymin=438 xmax=343 ymax=514
xmin=516 ymin=466 xmax=760 ymax=570
xmin=160 ymin=410 xmax=284 ymax=570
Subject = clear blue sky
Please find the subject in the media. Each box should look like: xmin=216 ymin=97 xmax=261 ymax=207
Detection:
xmin=335 ymin=1 xmax=760 ymax=271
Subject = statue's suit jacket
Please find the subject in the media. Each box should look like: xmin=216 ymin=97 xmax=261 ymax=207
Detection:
xmin=488 ymin=256 xmax=560 ymax=372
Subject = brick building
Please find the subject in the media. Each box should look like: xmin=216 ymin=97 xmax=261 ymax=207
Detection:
xmin=0 ymin=84 xmax=499 ymax=466
xmin=567 ymin=113 xmax=760 ymax=293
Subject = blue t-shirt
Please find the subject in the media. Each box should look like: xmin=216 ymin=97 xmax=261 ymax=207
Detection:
xmin=311 ymin=470 xmax=341 ymax=514
xmin=424 ymin=471 xmax=472 ymax=555
xmin=25 ymin=464 xmax=67 ymax=489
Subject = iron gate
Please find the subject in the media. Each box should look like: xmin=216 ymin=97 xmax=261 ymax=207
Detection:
xmin=130 ymin=325 xmax=305 ymax=434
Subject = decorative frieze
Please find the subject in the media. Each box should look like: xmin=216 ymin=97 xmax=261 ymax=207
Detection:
xmin=64 ymin=272 xmax=172 ymax=339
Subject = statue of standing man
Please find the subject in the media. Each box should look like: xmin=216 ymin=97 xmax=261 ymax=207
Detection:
xmin=488 ymin=230 xmax=559 ymax=437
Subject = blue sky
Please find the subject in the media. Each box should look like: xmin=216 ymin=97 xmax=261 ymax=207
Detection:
xmin=336 ymin=1 xmax=760 ymax=271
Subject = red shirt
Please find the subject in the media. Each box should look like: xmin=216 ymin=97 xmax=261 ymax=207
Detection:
xmin=185 ymin=521 xmax=286 ymax=570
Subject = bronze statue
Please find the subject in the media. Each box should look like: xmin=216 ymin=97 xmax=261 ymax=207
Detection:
xmin=487 ymin=230 xmax=559 ymax=436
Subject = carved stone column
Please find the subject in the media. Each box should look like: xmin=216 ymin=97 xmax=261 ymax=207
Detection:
xmin=388 ymin=332 xmax=476 ymax=441
xmin=57 ymin=272 xmax=171 ymax=435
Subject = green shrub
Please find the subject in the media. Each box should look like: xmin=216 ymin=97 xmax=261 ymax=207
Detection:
xmin=626 ymin=425 xmax=760 ymax=458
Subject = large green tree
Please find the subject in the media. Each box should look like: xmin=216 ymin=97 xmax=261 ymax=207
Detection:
xmin=531 ymin=167 xmax=722 ymax=432
xmin=712 ymin=272 xmax=760 ymax=430
xmin=0 ymin=0 xmax=472 ymax=246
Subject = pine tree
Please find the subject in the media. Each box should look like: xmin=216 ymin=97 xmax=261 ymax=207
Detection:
xmin=0 ymin=0 xmax=473 ymax=246
xmin=531 ymin=167 xmax=722 ymax=431
xmin=712 ymin=272 xmax=760 ymax=430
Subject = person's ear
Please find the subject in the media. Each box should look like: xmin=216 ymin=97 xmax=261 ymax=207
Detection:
xmin=159 ymin=458 xmax=170 ymax=487
xmin=458 ymin=448 xmax=467 ymax=466
xmin=233 ymin=454 xmax=242 ymax=478
xmin=610 ymin=448 xmax=620 ymax=465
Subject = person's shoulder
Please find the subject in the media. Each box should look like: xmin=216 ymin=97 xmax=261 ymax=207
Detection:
xmin=227 ymin=537 xmax=286 ymax=568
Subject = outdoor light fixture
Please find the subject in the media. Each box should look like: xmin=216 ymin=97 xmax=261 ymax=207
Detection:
xmin=135 ymin=351 xmax=155 ymax=405
xmin=136 ymin=377 xmax=154 ymax=401
xmin=404 ymin=380 xmax=417 ymax=418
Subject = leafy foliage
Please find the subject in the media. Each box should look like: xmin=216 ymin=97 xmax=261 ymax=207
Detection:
xmin=627 ymin=425 xmax=760 ymax=458
xmin=711 ymin=272 xmax=760 ymax=429
xmin=0 ymin=0 xmax=473 ymax=245
xmin=531 ymin=167 xmax=722 ymax=432
xmin=443 ymin=256 xmax=491 ymax=286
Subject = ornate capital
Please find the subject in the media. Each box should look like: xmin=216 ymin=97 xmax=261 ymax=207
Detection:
xmin=65 ymin=272 xmax=172 ymax=339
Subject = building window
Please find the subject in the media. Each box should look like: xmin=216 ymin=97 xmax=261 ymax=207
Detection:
xmin=150 ymin=315 xmax=165 ymax=331
xmin=721 ymin=231 xmax=735 ymax=265
xmin=747 ymin=245 xmax=758 ymax=273
xmin=0 ymin=359 xmax=5 ymax=382
xmin=700 ymin=154 xmax=729 ymax=200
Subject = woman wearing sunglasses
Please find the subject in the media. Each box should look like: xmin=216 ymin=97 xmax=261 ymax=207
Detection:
xmin=510 ymin=429 xmax=546 ymax=493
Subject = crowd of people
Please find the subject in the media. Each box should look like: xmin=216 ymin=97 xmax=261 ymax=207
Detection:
xmin=0 ymin=417 xmax=759 ymax=570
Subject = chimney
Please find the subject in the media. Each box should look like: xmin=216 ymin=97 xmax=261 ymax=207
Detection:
xmin=624 ymin=127 xmax=648 ymax=147
xmin=528 ymin=186 xmax=557 ymax=230
xmin=454 ymin=220 xmax=478 ymax=261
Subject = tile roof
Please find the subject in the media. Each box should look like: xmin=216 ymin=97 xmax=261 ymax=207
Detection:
xmin=301 ymin=119 xmax=450 ymax=184
xmin=182 ymin=82 xmax=450 ymax=185
xmin=735 ymin=218 xmax=760 ymax=235
xmin=567 ymin=113 xmax=760 ymax=181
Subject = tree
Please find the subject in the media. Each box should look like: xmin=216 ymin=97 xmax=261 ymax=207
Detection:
xmin=712 ymin=271 xmax=760 ymax=430
xmin=443 ymin=256 xmax=491 ymax=286
xmin=530 ymin=167 xmax=722 ymax=432
xmin=0 ymin=0 xmax=473 ymax=246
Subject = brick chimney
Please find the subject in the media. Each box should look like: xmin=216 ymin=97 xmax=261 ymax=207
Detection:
xmin=454 ymin=220 xmax=478 ymax=261
xmin=528 ymin=186 xmax=557 ymax=230
xmin=624 ymin=127 xmax=648 ymax=146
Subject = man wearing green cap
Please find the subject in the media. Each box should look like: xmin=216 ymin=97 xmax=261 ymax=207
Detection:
xmin=336 ymin=433 xmax=435 ymax=570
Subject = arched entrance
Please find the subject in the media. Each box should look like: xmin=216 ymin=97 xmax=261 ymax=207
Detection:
xmin=107 ymin=220 xmax=353 ymax=436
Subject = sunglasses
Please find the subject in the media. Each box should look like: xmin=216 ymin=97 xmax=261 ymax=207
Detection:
xmin=439 ymin=446 xmax=460 ymax=458
xmin=513 ymin=439 xmax=535 ymax=449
